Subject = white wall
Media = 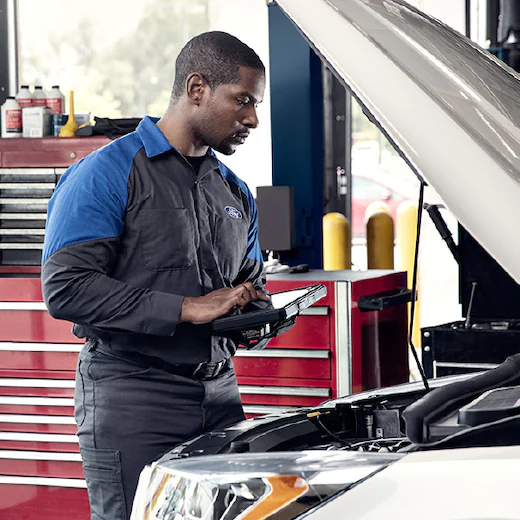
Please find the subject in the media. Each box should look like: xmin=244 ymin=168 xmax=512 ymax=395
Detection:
xmin=408 ymin=0 xmax=466 ymax=34
xmin=207 ymin=0 xmax=272 ymax=196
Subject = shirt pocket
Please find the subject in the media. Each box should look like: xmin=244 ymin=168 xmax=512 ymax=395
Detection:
xmin=139 ymin=208 xmax=196 ymax=271
xmin=213 ymin=214 xmax=249 ymax=280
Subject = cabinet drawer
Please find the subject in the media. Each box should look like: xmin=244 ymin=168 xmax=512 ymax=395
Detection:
xmin=239 ymin=385 xmax=329 ymax=407
xmin=266 ymin=312 xmax=330 ymax=350
xmin=0 ymin=311 xmax=80 ymax=343
xmin=0 ymin=441 xmax=79 ymax=454
xmin=0 ymin=422 xmax=77 ymax=434
xmin=0 ymin=137 xmax=110 ymax=168
xmin=234 ymin=349 xmax=330 ymax=379
xmin=0 ymin=345 xmax=80 ymax=371
xmin=0 ymin=457 xmax=83 ymax=479
xmin=0 ymin=386 xmax=74 ymax=397
xmin=0 ymin=484 xmax=89 ymax=520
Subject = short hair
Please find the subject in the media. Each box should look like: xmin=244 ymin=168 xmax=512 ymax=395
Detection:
xmin=172 ymin=31 xmax=265 ymax=99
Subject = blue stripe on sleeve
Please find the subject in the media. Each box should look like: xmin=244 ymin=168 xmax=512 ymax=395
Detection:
xmin=42 ymin=133 xmax=143 ymax=264
xmin=218 ymin=163 xmax=264 ymax=264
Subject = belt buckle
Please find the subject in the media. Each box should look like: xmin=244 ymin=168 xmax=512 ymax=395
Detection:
xmin=192 ymin=362 xmax=205 ymax=380
xmin=193 ymin=360 xmax=225 ymax=381
xmin=212 ymin=359 xmax=225 ymax=378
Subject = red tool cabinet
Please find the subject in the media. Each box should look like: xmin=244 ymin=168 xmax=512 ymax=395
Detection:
xmin=237 ymin=271 xmax=409 ymax=414
xmin=0 ymin=137 xmax=106 ymax=519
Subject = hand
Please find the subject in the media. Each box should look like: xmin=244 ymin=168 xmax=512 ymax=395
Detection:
xmin=180 ymin=282 xmax=270 ymax=325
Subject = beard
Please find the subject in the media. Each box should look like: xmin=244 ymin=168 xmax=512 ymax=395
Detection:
xmin=192 ymin=111 xmax=243 ymax=155
xmin=214 ymin=130 xmax=249 ymax=155
xmin=214 ymin=138 xmax=237 ymax=155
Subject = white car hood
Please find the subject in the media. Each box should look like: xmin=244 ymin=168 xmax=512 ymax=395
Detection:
xmin=309 ymin=445 xmax=520 ymax=519
xmin=276 ymin=0 xmax=520 ymax=283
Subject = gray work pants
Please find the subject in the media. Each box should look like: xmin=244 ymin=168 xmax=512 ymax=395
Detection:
xmin=74 ymin=342 xmax=245 ymax=520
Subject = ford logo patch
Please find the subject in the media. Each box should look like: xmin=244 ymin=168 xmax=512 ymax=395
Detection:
xmin=225 ymin=206 xmax=242 ymax=219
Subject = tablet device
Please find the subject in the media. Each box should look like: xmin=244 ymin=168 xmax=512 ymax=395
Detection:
xmin=211 ymin=284 xmax=327 ymax=333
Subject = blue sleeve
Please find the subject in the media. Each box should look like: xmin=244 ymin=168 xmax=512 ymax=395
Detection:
xmin=42 ymin=140 xmax=132 ymax=264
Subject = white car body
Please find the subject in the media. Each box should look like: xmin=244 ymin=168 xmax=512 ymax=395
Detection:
xmin=311 ymin=446 xmax=520 ymax=520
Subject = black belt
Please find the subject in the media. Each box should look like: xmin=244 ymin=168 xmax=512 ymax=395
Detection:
xmin=169 ymin=359 xmax=227 ymax=381
xmin=89 ymin=343 xmax=228 ymax=381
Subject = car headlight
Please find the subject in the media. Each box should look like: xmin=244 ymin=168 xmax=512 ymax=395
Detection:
xmin=131 ymin=451 xmax=401 ymax=519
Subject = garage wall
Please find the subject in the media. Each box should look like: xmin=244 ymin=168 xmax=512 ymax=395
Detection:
xmin=207 ymin=0 xmax=272 ymax=195
xmin=408 ymin=0 xmax=466 ymax=34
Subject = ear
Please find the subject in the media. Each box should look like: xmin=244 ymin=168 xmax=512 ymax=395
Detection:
xmin=186 ymin=73 xmax=208 ymax=105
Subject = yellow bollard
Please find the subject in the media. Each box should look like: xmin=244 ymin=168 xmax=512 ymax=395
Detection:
xmin=396 ymin=201 xmax=421 ymax=348
xmin=365 ymin=201 xmax=390 ymax=221
xmin=366 ymin=203 xmax=394 ymax=269
xmin=323 ymin=212 xmax=351 ymax=270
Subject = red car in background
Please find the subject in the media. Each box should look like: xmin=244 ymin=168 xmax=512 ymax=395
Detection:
xmin=351 ymin=173 xmax=412 ymax=237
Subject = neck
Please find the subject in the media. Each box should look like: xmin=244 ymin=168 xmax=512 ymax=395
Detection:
xmin=157 ymin=104 xmax=209 ymax=157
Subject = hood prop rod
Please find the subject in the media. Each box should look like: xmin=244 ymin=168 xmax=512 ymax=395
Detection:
xmin=410 ymin=181 xmax=430 ymax=392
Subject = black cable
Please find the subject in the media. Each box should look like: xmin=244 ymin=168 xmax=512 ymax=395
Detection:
xmin=314 ymin=414 xmax=351 ymax=448
xmin=409 ymin=181 xmax=430 ymax=392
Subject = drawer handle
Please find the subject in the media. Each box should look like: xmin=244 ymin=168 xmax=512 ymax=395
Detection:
xmin=358 ymin=288 xmax=412 ymax=311
xmin=300 ymin=307 xmax=328 ymax=316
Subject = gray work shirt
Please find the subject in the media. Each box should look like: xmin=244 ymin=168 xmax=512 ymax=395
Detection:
xmin=42 ymin=116 xmax=265 ymax=364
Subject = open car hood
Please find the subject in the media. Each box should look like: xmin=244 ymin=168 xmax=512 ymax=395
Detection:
xmin=276 ymin=0 xmax=520 ymax=283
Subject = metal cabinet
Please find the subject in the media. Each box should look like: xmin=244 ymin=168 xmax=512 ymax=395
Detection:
xmin=0 ymin=137 xmax=109 ymax=266
xmin=0 ymin=277 xmax=88 ymax=519
xmin=235 ymin=271 xmax=409 ymax=416
xmin=0 ymin=136 xmax=108 ymax=519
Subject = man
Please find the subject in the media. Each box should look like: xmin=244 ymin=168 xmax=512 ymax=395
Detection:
xmin=42 ymin=31 xmax=269 ymax=520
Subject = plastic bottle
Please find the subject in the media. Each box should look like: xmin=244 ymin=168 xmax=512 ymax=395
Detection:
xmin=59 ymin=90 xmax=78 ymax=138
xmin=1 ymin=97 xmax=23 ymax=138
xmin=33 ymin=86 xmax=48 ymax=107
xmin=46 ymin=85 xmax=65 ymax=115
xmin=15 ymin=85 xmax=34 ymax=109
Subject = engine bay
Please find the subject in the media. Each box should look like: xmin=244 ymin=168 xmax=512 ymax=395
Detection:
xmin=164 ymin=356 xmax=520 ymax=463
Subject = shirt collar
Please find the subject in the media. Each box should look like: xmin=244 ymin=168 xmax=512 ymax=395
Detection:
xmin=136 ymin=116 xmax=174 ymax=158
xmin=136 ymin=116 xmax=221 ymax=174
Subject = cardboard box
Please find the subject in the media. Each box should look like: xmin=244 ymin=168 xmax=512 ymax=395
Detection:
xmin=22 ymin=107 xmax=52 ymax=138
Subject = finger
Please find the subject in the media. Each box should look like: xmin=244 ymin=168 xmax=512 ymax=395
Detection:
xmin=247 ymin=287 xmax=270 ymax=301
xmin=232 ymin=295 xmax=249 ymax=311
xmin=239 ymin=290 xmax=253 ymax=304
xmin=235 ymin=284 xmax=254 ymax=303
xmin=241 ymin=283 xmax=269 ymax=300
xmin=241 ymin=282 xmax=256 ymax=300
xmin=226 ymin=290 xmax=247 ymax=306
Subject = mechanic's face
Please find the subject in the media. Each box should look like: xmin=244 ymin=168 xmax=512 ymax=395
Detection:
xmin=193 ymin=67 xmax=265 ymax=155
